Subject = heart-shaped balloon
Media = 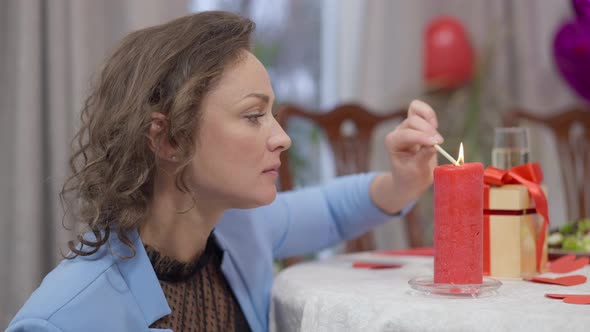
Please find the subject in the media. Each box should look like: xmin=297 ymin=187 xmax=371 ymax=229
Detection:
xmin=424 ymin=16 xmax=475 ymax=90
xmin=553 ymin=19 xmax=590 ymax=101
xmin=573 ymin=0 xmax=590 ymax=20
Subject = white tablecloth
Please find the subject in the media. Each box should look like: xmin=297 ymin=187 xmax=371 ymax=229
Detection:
xmin=270 ymin=252 xmax=590 ymax=332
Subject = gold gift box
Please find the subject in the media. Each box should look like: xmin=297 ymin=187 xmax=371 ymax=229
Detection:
xmin=484 ymin=184 xmax=548 ymax=278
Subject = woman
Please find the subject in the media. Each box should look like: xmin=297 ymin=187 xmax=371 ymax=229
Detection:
xmin=7 ymin=11 xmax=442 ymax=332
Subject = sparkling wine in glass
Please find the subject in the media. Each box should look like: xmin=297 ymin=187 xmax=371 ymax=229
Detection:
xmin=492 ymin=127 xmax=530 ymax=169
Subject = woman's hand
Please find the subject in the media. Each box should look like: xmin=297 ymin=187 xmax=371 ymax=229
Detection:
xmin=386 ymin=100 xmax=442 ymax=196
xmin=370 ymin=100 xmax=442 ymax=214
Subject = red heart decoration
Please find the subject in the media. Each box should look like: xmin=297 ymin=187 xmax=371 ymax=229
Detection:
xmin=352 ymin=262 xmax=402 ymax=270
xmin=549 ymin=254 xmax=589 ymax=273
xmin=545 ymin=293 xmax=590 ymax=304
xmin=377 ymin=247 xmax=435 ymax=257
xmin=563 ymin=295 xmax=590 ymax=304
xmin=424 ymin=16 xmax=475 ymax=89
xmin=527 ymin=275 xmax=587 ymax=286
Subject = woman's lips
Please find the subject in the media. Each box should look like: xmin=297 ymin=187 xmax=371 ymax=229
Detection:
xmin=262 ymin=163 xmax=280 ymax=178
xmin=263 ymin=170 xmax=279 ymax=177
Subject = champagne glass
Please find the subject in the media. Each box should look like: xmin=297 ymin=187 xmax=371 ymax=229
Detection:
xmin=492 ymin=127 xmax=530 ymax=169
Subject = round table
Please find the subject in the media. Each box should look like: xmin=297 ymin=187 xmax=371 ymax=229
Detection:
xmin=270 ymin=252 xmax=590 ymax=332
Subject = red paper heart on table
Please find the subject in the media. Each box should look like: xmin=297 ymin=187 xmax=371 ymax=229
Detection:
xmin=549 ymin=254 xmax=590 ymax=273
xmin=352 ymin=262 xmax=402 ymax=269
xmin=377 ymin=247 xmax=435 ymax=257
xmin=564 ymin=295 xmax=590 ymax=304
xmin=527 ymin=275 xmax=587 ymax=286
xmin=545 ymin=293 xmax=590 ymax=304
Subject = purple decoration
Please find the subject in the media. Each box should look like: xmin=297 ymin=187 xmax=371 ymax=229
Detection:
xmin=572 ymin=0 xmax=590 ymax=20
xmin=553 ymin=19 xmax=590 ymax=101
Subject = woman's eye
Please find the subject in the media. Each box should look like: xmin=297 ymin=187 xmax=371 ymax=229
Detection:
xmin=245 ymin=113 xmax=265 ymax=124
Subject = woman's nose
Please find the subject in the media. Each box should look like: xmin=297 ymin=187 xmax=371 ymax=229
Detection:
xmin=268 ymin=120 xmax=292 ymax=152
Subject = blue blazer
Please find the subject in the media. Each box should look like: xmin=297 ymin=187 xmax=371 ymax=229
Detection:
xmin=7 ymin=173 xmax=411 ymax=332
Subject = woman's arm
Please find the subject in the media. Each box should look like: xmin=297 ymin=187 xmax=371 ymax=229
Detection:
xmin=264 ymin=173 xmax=414 ymax=259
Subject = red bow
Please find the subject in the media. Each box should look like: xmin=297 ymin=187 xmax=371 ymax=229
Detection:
xmin=484 ymin=163 xmax=550 ymax=272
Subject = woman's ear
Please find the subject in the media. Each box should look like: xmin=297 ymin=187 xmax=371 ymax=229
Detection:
xmin=148 ymin=112 xmax=177 ymax=162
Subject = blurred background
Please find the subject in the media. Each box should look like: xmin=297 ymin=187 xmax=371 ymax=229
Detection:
xmin=1 ymin=0 xmax=588 ymax=326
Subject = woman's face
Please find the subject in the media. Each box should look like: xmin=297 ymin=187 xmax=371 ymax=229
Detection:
xmin=188 ymin=51 xmax=291 ymax=209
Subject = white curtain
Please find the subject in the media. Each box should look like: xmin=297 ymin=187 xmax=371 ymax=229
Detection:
xmin=0 ymin=0 xmax=190 ymax=326
xmin=325 ymin=0 xmax=578 ymax=249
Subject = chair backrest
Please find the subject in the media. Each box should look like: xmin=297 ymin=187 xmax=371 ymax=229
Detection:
xmin=277 ymin=103 xmax=423 ymax=253
xmin=503 ymin=106 xmax=590 ymax=221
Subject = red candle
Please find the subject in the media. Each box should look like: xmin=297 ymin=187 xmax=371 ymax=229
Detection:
xmin=433 ymin=162 xmax=483 ymax=284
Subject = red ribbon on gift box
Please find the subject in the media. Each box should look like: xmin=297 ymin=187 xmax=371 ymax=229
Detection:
xmin=483 ymin=162 xmax=550 ymax=273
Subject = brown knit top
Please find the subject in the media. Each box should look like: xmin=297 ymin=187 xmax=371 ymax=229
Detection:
xmin=145 ymin=234 xmax=251 ymax=332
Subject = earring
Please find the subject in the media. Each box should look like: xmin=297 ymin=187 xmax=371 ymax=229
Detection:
xmin=171 ymin=155 xmax=177 ymax=161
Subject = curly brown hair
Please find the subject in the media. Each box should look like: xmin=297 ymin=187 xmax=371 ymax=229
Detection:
xmin=61 ymin=11 xmax=255 ymax=258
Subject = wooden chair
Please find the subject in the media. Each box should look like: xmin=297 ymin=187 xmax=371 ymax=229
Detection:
xmin=276 ymin=103 xmax=425 ymax=258
xmin=503 ymin=106 xmax=590 ymax=221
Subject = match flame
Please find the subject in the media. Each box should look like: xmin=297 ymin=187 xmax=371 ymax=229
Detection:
xmin=456 ymin=142 xmax=464 ymax=165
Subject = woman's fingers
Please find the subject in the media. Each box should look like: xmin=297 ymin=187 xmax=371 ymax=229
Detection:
xmin=386 ymin=127 xmax=438 ymax=153
xmin=407 ymin=100 xmax=438 ymax=129
xmin=403 ymin=115 xmax=443 ymax=144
